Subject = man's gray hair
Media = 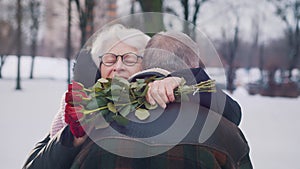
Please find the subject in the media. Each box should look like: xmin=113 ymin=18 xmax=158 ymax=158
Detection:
xmin=142 ymin=31 xmax=204 ymax=72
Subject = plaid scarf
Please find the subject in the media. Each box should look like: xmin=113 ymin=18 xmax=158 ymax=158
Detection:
xmin=70 ymin=140 xmax=251 ymax=169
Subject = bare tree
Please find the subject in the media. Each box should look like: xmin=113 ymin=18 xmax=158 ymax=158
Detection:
xmin=181 ymin=0 xmax=208 ymax=25
xmin=63 ymin=0 xmax=95 ymax=84
xmin=29 ymin=0 xmax=41 ymax=79
xmin=219 ymin=6 xmax=240 ymax=93
xmin=247 ymin=17 xmax=260 ymax=70
xmin=268 ymin=0 xmax=300 ymax=78
xmin=16 ymin=0 xmax=23 ymax=90
xmin=66 ymin=0 xmax=72 ymax=84
xmin=227 ymin=20 xmax=239 ymax=93
xmin=0 ymin=55 xmax=6 ymax=78
xmin=0 ymin=1 xmax=16 ymax=79
xmin=0 ymin=21 xmax=12 ymax=79
xmin=166 ymin=0 xmax=209 ymax=36
xmin=258 ymin=43 xmax=265 ymax=85
xmin=138 ymin=0 xmax=164 ymax=35
xmin=74 ymin=0 xmax=95 ymax=47
xmin=138 ymin=0 xmax=163 ymax=12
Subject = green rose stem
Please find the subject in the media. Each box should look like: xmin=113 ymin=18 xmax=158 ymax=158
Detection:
xmin=83 ymin=88 xmax=93 ymax=92
xmin=83 ymin=100 xmax=139 ymax=115
xmin=83 ymin=106 xmax=108 ymax=115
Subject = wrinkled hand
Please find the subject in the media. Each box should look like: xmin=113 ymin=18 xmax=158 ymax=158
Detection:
xmin=146 ymin=77 xmax=182 ymax=108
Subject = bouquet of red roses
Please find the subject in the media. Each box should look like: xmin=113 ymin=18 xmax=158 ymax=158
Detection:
xmin=65 ymin=77 xmax=216 ymax=137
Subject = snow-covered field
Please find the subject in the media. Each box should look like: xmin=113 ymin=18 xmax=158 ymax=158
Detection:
xmin=1 ymin=56 xmax=299 ymax=169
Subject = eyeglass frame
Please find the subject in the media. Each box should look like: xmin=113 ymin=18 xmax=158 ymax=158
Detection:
xmin=99 ymin=52 xmax=142 ymax=66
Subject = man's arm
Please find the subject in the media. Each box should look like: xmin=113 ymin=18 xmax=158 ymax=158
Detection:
xmin=171 ymin=67 xmax=242 ymax=125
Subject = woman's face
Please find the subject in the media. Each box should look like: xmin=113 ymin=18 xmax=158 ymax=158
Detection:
xmin=100 ymin=42 xmax=142 ymax=79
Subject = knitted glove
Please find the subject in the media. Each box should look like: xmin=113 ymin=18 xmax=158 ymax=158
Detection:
xmin=49 ymin=93 xmax=67 ymax=138
xmin=64 ymin=82 xmax=88 ymax=138
xmin=64 ymin=103 xmax=86 ymax=138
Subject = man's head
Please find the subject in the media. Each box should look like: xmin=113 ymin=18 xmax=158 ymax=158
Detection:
xmin=143 ymin=31 xmax=205 ymax=72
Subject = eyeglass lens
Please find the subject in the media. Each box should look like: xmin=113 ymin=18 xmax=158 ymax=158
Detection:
xmin=102 ymin=53 xmax=139 ymax=66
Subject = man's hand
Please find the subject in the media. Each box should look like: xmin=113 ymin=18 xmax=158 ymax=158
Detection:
xmin=146 ymin=77 xmax=182 ymax=108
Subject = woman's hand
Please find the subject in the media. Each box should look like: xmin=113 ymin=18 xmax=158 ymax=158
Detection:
xmin=146 ymin=77 xmax=182 ymax=108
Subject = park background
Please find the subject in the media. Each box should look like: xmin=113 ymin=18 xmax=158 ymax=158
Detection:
xmin=0 ymin=0 xmax=299 ymax=168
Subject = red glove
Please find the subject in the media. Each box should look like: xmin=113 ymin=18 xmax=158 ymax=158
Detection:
xmin=64 ymin=103 xmax=86 ymax=138
xmin=64 ymin=81 xmax=87 ymax=138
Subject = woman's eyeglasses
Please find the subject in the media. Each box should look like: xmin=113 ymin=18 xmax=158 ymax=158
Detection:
xmin=99 ymin=52 xmax=142 ymax=66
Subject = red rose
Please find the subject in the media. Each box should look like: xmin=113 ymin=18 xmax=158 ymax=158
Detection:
xmin=69 ymin=124 xmax=86 ymax=138
xmin=64 ymin=104 xmax=86 ymax=138
xmin=65 ymin=91 xmax=89 ymax=104
xmin=68 ymin=81 xmax=84 ymax=91
xmin=65 ymin=104 xmax=84 ymax=123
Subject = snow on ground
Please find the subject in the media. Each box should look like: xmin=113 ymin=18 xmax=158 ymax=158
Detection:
xmin=1 ymin=56 xmax=299 ymax=169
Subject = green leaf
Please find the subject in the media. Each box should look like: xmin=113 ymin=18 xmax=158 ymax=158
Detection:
xmin=130 ymin=82 xmax=139 ymax=88
xmin=144 ymin=101 xmax=158 ymax=110
xmin=131 ymin=103 xmax=139 ymax=111
xmin=99 ymin=109 xmax=109 ymax=116
xmin=140 ymin=85 xmax=149 ymax=97
xmin=112 ymin=115 xmax=129 ymax=126
xmin=144 ymin=76 xmax=157 ymax=83
xmin=86 ymin=98 xmax=98 ymax=110
xmin=136 ymin=78 xmax=145 ymax=83
xmin=104 ymin=113 xmax=114 ymax=123
xmin=96 ymin=97 xmax=107 ymax=107
xmin=135 ymin=108 xmax=150 ymax=120
xmin=111 ymin=84 xmax=123 ymax=91
xmin=133 ymin=90 xmax=142 ymax=96
xmin=113 ymin=77 xmax=130 ymax=86
xmin=102 ymin=88 xmax=111 ymax=95
xmin=107 ymin=102 xmax=117 ymax=113
xmin=92 ymin=82 xmax=103 ymax=91
xmin=137 ymin=97 xmax=145 ymax=104
xmin=106 ymin=95 xmax=120 ymax=102
xmin=118 ymin=92 xmax=131 ymax=103
xmin=94 ymin=114 xmax=110 ymax=129
xmin=119 ymin=105 xmax=132 ymax=117
xmin=137 ymin=83 xmax=147 ymax=88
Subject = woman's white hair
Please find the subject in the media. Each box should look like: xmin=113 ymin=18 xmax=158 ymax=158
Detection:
xmin=90 ymin=24 xmax=150 ymax=66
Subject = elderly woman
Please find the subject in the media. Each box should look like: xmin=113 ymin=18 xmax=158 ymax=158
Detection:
xmin=23 ymin=24 xmax=151 ymax=169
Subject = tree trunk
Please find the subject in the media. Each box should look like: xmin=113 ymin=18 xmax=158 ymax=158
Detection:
xmin=138 ymin=0 xmax=162 ymax=12
xmin=0 ymin=55 xmax=4 ymax=78
xmin=29 ymin=56 xmax=35 ymax=79
xmin=16 ymin=0 xmax=22 ymax=90
xmin=138 ymin=0 xmax=164 ymax=36
xmin=288 ymin=18 xmax=299 ymax=78
xmin=226 ymin=25 xmax=239 ymax=93
xmin=29 ymin=0 xmax=40 ymax=79
xmin=74 ymin=0 xmax=95 ymax=47
xmin=66 ymin=0 xmax=72 ymax=84
xmin=259 ymin=43 xmax=264 ymax=85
